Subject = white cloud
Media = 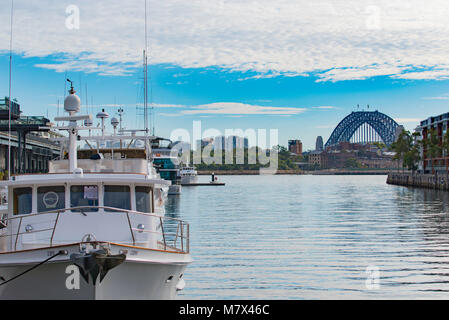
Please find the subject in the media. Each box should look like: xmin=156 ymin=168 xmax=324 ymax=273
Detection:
xmin=181 ymin=102 xmax=306 ymax=115
xmin=3 ymin=0 xmax=449 ymax=81
xmin=422 ymin=94 xmax=449 ymax=100
xmin=148 ymin=102 xmax=308 ymax=115
xmin=150 ymin=103 xmax=187 ymax=108
xmin=312 ymin=106 xmax=338 ymax=110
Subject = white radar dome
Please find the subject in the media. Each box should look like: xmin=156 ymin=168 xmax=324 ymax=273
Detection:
xmin=64 ymin=91 xmax=81 ymax=113
xmin=84 ymin=118 xmax=93 ymax=127
xmin=111 ymin=117 xmax=119 ymax=127
xmin=96 ymin=109 xmax=109 ymax=119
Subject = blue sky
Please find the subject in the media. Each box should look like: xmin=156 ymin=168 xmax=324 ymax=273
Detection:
xmin=1 ymin=1 xmax=449 ymax=150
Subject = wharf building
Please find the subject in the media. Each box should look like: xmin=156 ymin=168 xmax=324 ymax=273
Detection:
xmin=416 ymin=112 xmax=449 ymax=173
xmin=0 ymin=97 xmax=61 ymax=174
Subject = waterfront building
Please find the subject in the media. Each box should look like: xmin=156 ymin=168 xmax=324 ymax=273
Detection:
xmin=314 ymin=141 xmax=395 ymax=169
xmin=288 ymin=139 xmax=303 ymax=155
xmin=308 ymin=150 xmax=324 ymax=168
xmin=416 ymin=112 xmax=449 ymax=173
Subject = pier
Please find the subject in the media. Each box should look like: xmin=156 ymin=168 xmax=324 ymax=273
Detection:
xmin=181 ymin=182 xmax=225 ymax=186
xmin=387 ymin=172 xmax=449 ymax=190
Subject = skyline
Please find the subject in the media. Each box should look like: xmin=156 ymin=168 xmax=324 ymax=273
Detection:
xmin=2 ymin=1 xmax=449 ymax=150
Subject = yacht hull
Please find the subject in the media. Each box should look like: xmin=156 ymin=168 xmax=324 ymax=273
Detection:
xmin=180 ymin=175 xmax=198 ymax=185
xmin=0 ymin=245 xmax=191 ymax=300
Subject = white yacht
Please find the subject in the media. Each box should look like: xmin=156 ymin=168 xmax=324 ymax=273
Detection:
xmin=0 ymin=85 xmax=192 ymax=299
xmin=152 ymin=139 xmax=182 ymax=195
xmin=180 ymin=166 xmax=198 ymax=185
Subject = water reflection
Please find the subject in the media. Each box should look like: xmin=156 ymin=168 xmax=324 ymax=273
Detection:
xmin=165 ymin=194 xmax=181 ymax=219
xmin=168 ymin=175 xmax=449 ymax=299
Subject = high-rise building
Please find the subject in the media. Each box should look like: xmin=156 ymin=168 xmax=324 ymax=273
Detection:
xmin=315 ymin=136 xmax=324 ymax=151
xmin=214 ymin=135 xmax=249 ymax=150
xmin=288 ymin=139 xmax=303 ymax=155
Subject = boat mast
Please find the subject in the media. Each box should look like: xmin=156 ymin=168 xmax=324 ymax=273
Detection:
xmin=144 ymin=0 xmax=149 ymax=136
xmin=7 ymin=0 xmax=14 ymax=179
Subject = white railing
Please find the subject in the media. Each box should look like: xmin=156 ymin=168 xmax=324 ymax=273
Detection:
xmin=49 ymin=159 xmax=149 ymax=174
xmin=0 ymin=206 xmax=189 ymax=254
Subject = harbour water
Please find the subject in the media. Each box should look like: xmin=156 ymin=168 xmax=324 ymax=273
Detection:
xmin=166 ymin=175 xmax=449 ymax=299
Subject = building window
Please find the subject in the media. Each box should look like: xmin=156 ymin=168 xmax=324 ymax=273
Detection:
xmin=70 ymin=185 xmax=99 ymax=212
xmin=13 ymin=187 xmax=33 ymax=215
xmin=135 ymin=186 xmax=153 ymax=213
xmin=104 ymin=185 xmax=130 ymax=212
xmin=37 ymin=186 xmax=65 ymax=213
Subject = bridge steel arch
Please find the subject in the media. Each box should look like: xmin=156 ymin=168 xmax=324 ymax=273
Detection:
xmin=325 ymin=111 xmax=400 ymax=148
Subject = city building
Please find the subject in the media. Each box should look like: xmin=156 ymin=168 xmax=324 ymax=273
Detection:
xmin=416 ymin=112 xmax=449 ymax=173
xmin=197 ymin=136 xmax=249 ymax=151
xmin=195 ymin=137 xmax=214 ymax=150
xmin=315 ymin=136 xmax=324 ymax=151
xmin=288 ymin=139 xmax=303 ymax=155
xmin=215 ymin=135 xmax=249 ymax=150
xmin=308 ymin=141 xmax=396 ymax=169
xmin=308 ymin=150 xmax=324 ymax=168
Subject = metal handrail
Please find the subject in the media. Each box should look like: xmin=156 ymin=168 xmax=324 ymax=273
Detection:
xmin=0 ymin=206 xmax=189 ymax=254
xmin=14 ymin=217 xmax=22 ymax=251
xmin=125 ymin=211 xmax=135 ymax=246
xmin=50 ymin=211 xmax=61 ymax=247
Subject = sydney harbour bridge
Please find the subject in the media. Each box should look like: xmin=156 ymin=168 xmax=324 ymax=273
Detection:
xmin=325 ymin=110 xmax=400 ymax=148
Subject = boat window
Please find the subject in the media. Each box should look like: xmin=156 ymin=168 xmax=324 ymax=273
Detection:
xmin=135 ymin=186 xmax=153 ymax=213
xmin=153 ymin=158 xmax=175 ymax=169
xmin=70 ymin=185 xmax=99 ymax=212
xmin=104 ymin=185 xmax=130 ymax=212
xmin=13 ymin=187 xmax=32 ymax=215
xmin=37 ymin=186 xmax=65 ymax=213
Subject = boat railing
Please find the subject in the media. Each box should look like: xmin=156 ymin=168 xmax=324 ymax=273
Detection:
xmin=0 ymin=206 xmax=189 ymax=254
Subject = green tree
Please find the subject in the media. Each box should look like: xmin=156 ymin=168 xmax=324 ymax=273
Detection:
xmin=373 ymin=141 xmax=386 ymax=150
xmin=345 ymin=158 xmax=360 ymax=168
xmin=425 ymin=128 xmax=441 ymax=174
xmin=391 ymin=129 xmax=411 ymax=172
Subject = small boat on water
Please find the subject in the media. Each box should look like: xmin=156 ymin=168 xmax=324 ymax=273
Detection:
xmin=180 ymin=166 xmax=198 ymax=185
xmin=0 ymin=85 xmax=192 ymax=299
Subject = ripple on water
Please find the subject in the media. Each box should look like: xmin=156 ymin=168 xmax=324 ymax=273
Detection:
xmin=169 ymin=175 xmax=449 ymax=299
